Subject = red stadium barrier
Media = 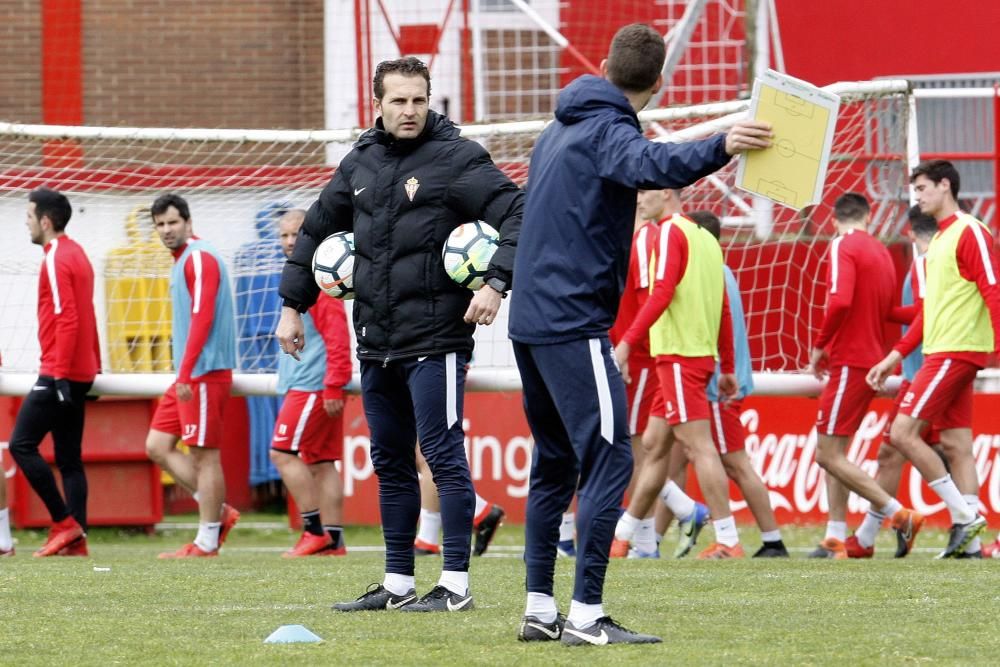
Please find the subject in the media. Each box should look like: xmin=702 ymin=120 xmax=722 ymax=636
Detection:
xmin=4 ymin=392 xmax=997 ymax=529
xmin=343 ymin=392 xmax=1000 ymax=529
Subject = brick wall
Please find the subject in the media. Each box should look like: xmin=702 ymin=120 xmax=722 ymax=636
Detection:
xmin=0 ymin=1 xmax=322 ymax=130
xmin=82 ymin=0 xmax=324 ymax=129
xmin=0 ymin=1 xmax=43 ymax=124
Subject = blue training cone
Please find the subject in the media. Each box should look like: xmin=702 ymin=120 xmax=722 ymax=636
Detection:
xmin=264 ymin=624 xmax=324 ymax=644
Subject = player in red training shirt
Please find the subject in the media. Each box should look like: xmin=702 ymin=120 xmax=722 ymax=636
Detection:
xmin=869 ymin=160 xmax=997 ymax=558
xmin=271 ymin=209 xmax=353 ymax=557
xmin=609 ymin=188 xmax=708 ymax=559
xmin=806 ymin=193 xmax=923 ymax=559
xmin=146 ymin=194 xmax=240 ymax=558
xmin=0 ymin=351 xmax=10 ymax=556
xmin=9 ymin=188 xmax=100 ymax=557
xmin=615 ymin=206 xmax=741 ymax=560
xmin=844 ymin=205 xmax=940 ymax=558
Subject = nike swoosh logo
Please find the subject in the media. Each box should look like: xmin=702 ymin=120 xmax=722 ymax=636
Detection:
xmin=563 ymin=628 xmax=609 ymax=645
xmin=386 ymin=595 xmax=415 ymax=610
xmin=32 ymin=386 xmax=48 ymax=391
xmin=526 ymin=622 xmax=560 ymax=639
xmin=417 ymin=356 xmax=428 ymax=362
xmin=273 ymin=436 xmax=290 ymax=442
xmin=446 ymin=596 xmax=473 ymax=611
xmin=354 ymin=187 xmax=366 ymax=196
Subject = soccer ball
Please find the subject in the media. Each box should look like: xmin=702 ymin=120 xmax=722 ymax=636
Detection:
xmin=312 ymin=232 xmax=355 ymax=299
xmin=442 ymin=221 xmax=499 ymax=290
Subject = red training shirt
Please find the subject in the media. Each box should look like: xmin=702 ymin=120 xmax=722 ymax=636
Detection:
xmin=623 ymin=220 xmax=735 ymax=374
xmin=311 ymin=295 xmax=353 ymax=400
xmin=894 ymin=213 xmax=1000 ymax=367
xmin=173 ymin=239 xmax=231 ymax=384
xmin=610 ymin=220 xmax=659 ymax=363
xmin=813 ymin=229 xmax=899 ymax=369
xmin=38 ymin=236 xmax=101 ymax=383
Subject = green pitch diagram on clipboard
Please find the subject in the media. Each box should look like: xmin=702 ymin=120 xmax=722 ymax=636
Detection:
xmin=736 ymin=69 xmax=841 ymax=210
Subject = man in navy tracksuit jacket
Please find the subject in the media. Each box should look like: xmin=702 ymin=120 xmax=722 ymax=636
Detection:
xmin=509 ymin=24 xmax=771 ymax=646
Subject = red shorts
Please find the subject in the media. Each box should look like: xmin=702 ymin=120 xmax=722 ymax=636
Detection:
xmin=816 ymin=366 xmax=875 ymax=437
xmin=626 ymin=361 xmax=666 ymax=435
xmin=272 ymin=390 xmax=344 ymax=465
xmin=899 ymin=356 xmax=977 ymax=430
xmin=150 ymin=381 xmax=231 ymax=448
xmin=883 ymin=379 xmax=940 ymax=445
xmin=709 ymin=399 xmax=745 ymax=454
xmin=655 ymin=357 xmax=714 ymax=426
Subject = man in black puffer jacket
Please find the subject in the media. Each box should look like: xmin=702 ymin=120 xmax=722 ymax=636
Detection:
xmin=277 ymin=57 xmax=522 ymax=613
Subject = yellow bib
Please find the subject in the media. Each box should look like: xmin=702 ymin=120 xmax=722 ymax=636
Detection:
xmin=648 ymin=215 xmax=725 ymax=358
xmin=923 ymin=213 xmax=995 ymax=354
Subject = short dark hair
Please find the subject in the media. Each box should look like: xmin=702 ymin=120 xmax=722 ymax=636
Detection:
xmin=373 ymin=57 xmax=431 ymax=100
xmin=606 ymin=24 xmax=665 ymax=93
xmin=150 ymin=193 xmax=191 ymax=221
xmin=833 ymin=192 xmax=870 ymax=223
xmin=910 ymin=159 xmax=960 ymax=200
xmin=29 ymin=187 xmax=72 ymax=231
xmin=688 ymin=210 xmax=722 ymax=240
xmin=907 ymin=204 xmax=939 ymax=238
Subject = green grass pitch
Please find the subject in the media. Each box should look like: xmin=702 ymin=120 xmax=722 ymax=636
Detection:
xmin=2 ymin=517 xmax=999 ymax=666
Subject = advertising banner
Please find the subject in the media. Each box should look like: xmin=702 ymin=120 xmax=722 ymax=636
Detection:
xmin=341 ymin=393 xmax=1000 ymax=529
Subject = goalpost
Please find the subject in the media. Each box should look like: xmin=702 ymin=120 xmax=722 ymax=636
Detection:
xmin=0 ymin=79 xmax=916 ymax=398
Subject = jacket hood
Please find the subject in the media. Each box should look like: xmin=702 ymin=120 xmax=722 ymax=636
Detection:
xmin=356 ymin=109 xmax=460 ymax=149
xmin=555 ymin=75 xmax=639 ymax=128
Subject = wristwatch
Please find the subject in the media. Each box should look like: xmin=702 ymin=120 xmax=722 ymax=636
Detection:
xmin=485 ymin=277 xmax=508 ymax=297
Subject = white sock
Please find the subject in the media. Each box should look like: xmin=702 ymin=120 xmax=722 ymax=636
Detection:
xmin=417 ymin=509 xmax=442 ymax=546
xmin=856 ymin=511 xmax=885 ymax=549
xmin=559 ymin=513 xmax=575 ymax=542
xmin=438 ymin=569 xmax=469 ymax=596
xmin=825 ymin=521 xmax=847 ymax=542
xmin=383 ymin=572 xmax=415 ymax=595
xmin=660 ymin=480 xmax=696 ymax=522
xmin=964 ymin=494 xmax=982 ymax=553
xmin=525 ymin=592 xmax=558 ymax=623
xmin=880 ymin=499 xmax=903 ymax=517
xmin=614 ymin=511 xmax=640 ymax=541
xmin=192 ymin=491 xmax=201 ymax=503
xmin=655 ymin=531 xmax=664 ymax=545
xmin=633 ymin=518 xmax=657 ymax=553
xmin=194 ymin=521 xmax=221 ymax=552
xmin=928 ymin=475 xmax=974 ymax=524
xmin=0 ymin=508 xmax=12 ymax=551
xmin=567 ymin=599 xmax=604 ymax=630
xmin=760 ymin=529 xmax=782 ymax=543
xmin=474 ymin=494 xmax=488 ymax=521
xmin=713 ymin=516 xmax=739 ymax=547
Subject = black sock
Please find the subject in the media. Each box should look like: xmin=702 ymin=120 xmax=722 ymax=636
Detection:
xmin=301 ymin=510 xmax=323 ymax=536
xmin=325 ymin=525 xmax=344 ymax=548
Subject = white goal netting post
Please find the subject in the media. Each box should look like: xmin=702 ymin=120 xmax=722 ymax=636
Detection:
xmin=0 ymin=79 xmax=913 ymax=398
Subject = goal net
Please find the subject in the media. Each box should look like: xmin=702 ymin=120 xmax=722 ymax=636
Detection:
xmin=0 ymin=79 xmax=912 ymax=393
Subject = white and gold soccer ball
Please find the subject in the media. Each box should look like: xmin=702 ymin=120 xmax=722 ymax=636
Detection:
xmin=312 ymin=232 xmax=355 ymax=299
xmin=441 ymin=221 xmax=499 ymax=290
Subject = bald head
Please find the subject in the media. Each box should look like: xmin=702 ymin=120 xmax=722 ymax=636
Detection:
xmin=278 ymin=209 xmax=307 ymax=258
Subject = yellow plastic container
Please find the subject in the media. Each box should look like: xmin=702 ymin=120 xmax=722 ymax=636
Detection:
xmin=104 ymin=206 xmax=174 ymax=372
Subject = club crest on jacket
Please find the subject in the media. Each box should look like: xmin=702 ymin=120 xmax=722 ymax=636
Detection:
xmin=405 ymin=177 xmax=420 ymax=202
